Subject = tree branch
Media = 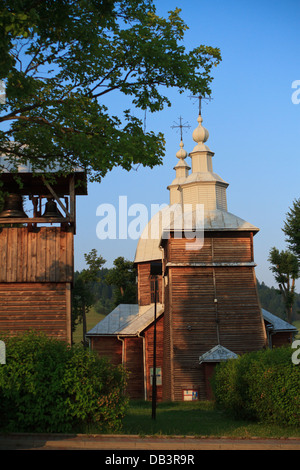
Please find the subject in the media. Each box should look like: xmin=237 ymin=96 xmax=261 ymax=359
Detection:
xmin=0 ymin=98 xmax=66 ymax=123
xmin=24 ymin=44 xmax=43 ymax=75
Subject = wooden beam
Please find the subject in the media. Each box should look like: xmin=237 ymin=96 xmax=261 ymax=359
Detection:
xmin=69 ymin=174 xmax=76 ymax=233
xmin=0 ymin=217 xmax=70 ymax=224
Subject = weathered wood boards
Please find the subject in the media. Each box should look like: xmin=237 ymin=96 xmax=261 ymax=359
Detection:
xmin=137 ymin=262 xmax=162 ymax=306
xmin=89 ymin=315 xmax=164 ymax=401
xmin=0 ymin=227 xmax=73 ymax=283
xmin=0 ymin=283 xmax=71 ymax=342
xmin=0 ymin=227 xmax=73 ymax=342
xmin=162 ymin=231 xmax=267 ymax=401
xmin=144 ymin=315 xmax=164 ymax=401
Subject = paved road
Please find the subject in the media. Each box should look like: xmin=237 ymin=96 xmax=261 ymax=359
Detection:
xmin=0 ymin=433 xmax=300 ymax=450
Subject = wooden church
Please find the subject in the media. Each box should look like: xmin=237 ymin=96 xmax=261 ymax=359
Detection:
xmin=0 ymin=157 xmax=87 ymax=343
xmin=87 ymin=109 xmax=297 ymax=401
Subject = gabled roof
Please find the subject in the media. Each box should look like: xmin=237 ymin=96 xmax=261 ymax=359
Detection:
xmin=86 ymin=303 xmax=163 ymax=337
xmin=0 ymin=154 xmax=87 ymax=196
xmin=199 ymin=344 xmax=238 ymax=364
xmin=262 ymin=308 xmax=298 ymax=332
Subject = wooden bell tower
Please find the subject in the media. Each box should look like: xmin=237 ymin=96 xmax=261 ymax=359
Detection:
xmin=0 ymin=161 xmax=87 ymax=343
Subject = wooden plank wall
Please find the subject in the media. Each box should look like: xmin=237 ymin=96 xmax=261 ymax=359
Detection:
xmin=138 ymin=263 xmax=151 ymax=305
xmin=168 ymin=231 xmax=253 ymax=264
xmin=214 ymin=267 xmax=266 ymax=352
xmin=0 ymin=282 xmax=71 ymax=342
xmin=170 ymin=267 xmax=215 ymax=400
xmin=137 ymin=262 xmax=162 ymax=306
xmin=0 ymin=227 xmax=74 ymax=342
xmin=0 ymin=227 xmax=73 ymax=283
xmin=144 ymin=315 xmax=164 ymax=401
xmin=124 ymin=337 xmax=144 ymax=399
xmin=162 ymin=277 xmax=172 ymax=401
xmin=91 ymin=336 xmax=145 ymax=399
xmin=91 ymin=336 xmax=122 ymax=366
xmin=271 ymin=332 xmax=294 ymax=348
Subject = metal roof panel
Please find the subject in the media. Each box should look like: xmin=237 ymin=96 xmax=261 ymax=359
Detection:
xmin=86 ymin=303 xmax=163 ymax=336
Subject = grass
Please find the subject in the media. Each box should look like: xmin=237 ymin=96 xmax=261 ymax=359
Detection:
xmin=119 ymin=400 xmax=300 ymax=439
xmin=294 ymin=320 xmax=300 ymax=339
xmin=72 ymin=307 xmax=105 ymax=344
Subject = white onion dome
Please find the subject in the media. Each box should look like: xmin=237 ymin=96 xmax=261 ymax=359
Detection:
xmin=190 ymin=114 xmax=212 ymax=153
xmin=176 ymin=140 xmax=188 ymax=160
xmin=192 ymin=115 xmax=209 ymax=144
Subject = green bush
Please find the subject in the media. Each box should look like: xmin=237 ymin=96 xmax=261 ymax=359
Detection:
xmin=0 ymin=331 xmax=129 ymax=433
xmin=211 ymin=347 xmax=300 ymax=426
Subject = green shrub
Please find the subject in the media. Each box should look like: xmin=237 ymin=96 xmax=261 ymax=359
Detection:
xmin=209 ymin=357 xmax=238 ymax=414
xmin=0 ymin=331 xmax=129 ymax=433
xmin=211 ymin=347 xmax=300 ymax=426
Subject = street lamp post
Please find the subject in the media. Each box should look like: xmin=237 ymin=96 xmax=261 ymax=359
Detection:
xmin=150 ymin=262 xmax=162 ymax=420
xmin=152 ymin=275 xmax=157 ymax=420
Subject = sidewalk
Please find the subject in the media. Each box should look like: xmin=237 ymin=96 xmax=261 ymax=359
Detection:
xmin=1 ymin=433 xmax=300 ymax=450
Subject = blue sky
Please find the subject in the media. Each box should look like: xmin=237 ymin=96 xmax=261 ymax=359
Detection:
xmin=74 ymin=0 xmax=300 ymax=289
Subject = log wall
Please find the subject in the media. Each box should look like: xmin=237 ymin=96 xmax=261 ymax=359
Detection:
xmin=137 ymin=263 xmax=151 ymax=305
xmin=90 ymin=336 xmax=122 ymax=366
xmin=144 ymin=315 xmax=164 ymax=401
xmin=90 ymin=315 xmax=165 ymax=401
xmin=137 ymin=262 xmax=162 ymax=306
xmin=0 ymin=282 xmax=71 ymax=342
xmin=271 ymin=331 xmax=294 ymax=348
xmin=124 ymin=337 xmax=144 ymax=399
xmin=167 ymin=231 xmax=253 ymax=264
xmin=90 ymin=335 xmax=145 ymax=399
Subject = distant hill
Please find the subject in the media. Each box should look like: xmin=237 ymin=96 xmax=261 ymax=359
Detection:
xmin=257 ymin=279 xmax=300 ymax=322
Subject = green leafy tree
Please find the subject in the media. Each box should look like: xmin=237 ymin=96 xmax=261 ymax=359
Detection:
xmin=72 ymin=249 xmax=106 ymax=346
xmin=283 ymin=198 xmax=300 ymax=260
xmin=268 ymin=247 xmax=299 ymax=323
xmin=105 ymin=256 xmax=136 ymax=306
xmin=0 ymin=0 xmax=221 ymax=182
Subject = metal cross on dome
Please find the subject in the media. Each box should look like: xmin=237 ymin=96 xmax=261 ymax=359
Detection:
xmin=171 ymin=116 xmax=190 ymax=141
